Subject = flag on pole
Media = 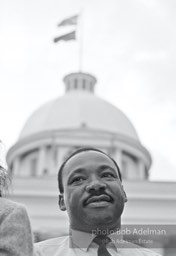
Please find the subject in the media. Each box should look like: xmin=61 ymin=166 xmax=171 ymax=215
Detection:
xmin=54 ymin=14 xmax=78 ymax=43
xmin=53 ymin=30 xmax=76 ymax=43
xmin=58 ymin=15 xmax=78 ymax=26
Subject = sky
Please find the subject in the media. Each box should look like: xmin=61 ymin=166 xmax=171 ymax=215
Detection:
xmin=0 ymin=0 xmax=176 ymax=181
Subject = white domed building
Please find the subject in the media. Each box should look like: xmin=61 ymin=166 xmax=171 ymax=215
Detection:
xmin=7 ymin=72 xmax=176 ymax=254
xmin=7 ymin=72 xmax=151 ymax=180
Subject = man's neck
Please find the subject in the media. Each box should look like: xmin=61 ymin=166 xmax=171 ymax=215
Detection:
xmin=70 ymin=220 xmax=121 ymax=236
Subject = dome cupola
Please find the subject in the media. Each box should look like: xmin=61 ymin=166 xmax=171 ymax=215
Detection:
xmin=64 ymin=72 xmax=96 ymax=93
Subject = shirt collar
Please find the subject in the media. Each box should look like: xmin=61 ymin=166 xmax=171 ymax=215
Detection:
xmin=108 ymin=232 xmax=123 ymax=252
xmin=70 ymin=229 xmax=94 ymax=251
xmin=70 ymin=229 xmax=123 ymax=252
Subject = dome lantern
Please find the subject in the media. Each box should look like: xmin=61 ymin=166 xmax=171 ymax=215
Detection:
xmin=63 ymin=72 xmax=96 ymax=93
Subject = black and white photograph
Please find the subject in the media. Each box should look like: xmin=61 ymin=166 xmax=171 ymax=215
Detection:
xmin=0 ymin=1 xmax=176 ymax=255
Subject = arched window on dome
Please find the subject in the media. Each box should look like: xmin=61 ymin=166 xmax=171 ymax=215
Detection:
xmin=19 ymin=149 xmax=38 ymax=177
xmin=74 ymin=79 xmax=78 ymax=89
xmin=30 ymin=158 xmax=37 ymax=176
xmin=42 ymin=168 xmax=48 ymax=176
xmin=82 ymin=79 xmax=86 ymax=89
xmin=90 ymin=81 xmax=93 ymax=91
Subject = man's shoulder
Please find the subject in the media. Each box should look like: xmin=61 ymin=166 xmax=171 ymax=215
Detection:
xmin=119 ymin=241 xmax=162 ymax=256
xmin=136 ymin=247 xmax=162 ymax=256
xmin=122 ymin=242 xmax=162 ymax=256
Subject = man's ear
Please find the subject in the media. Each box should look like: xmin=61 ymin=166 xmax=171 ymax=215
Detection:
xmin=121 ymin=185 xmax=128 ymax=203
xmin=58 ymin=194 xmax=66 ymax=211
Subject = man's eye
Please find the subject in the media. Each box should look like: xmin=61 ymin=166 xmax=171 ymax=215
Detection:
xmin=102 ymin=173 xmax=115 ymax=178
xmin=71 ymin=177 xmax=84 ymax=183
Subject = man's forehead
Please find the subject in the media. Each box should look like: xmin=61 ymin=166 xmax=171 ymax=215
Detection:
xmin=64 ymin=150 xmax=116 ymax=170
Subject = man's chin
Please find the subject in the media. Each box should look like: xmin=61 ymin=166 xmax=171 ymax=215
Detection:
xmin=88 ymin=213 xmax=113 ymax=225
xmin=83 ymin=209 xmax=122 ymax=229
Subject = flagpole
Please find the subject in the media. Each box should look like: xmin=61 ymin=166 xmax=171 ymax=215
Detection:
xmin=78 ymin=8 xmax=84 ymax=72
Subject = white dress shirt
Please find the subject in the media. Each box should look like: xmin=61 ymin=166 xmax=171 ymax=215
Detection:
xmin=34 ymin=229 xmax=162 ymax=256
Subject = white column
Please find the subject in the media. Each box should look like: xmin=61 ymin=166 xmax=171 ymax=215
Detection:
xmin=138 ymin=159 xmax=145 ymax=180
xmin=37 ymin=146 xmax=46 ymax=176
xmin=13 ymin=156 xmax=20 ymax=176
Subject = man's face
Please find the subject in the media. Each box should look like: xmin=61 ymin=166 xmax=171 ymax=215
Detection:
xmin=59 ymin=151 xmax=127 ymax=233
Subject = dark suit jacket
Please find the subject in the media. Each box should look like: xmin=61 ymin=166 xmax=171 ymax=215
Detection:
xmin=0 ymin=198 xmax=34 ymax=256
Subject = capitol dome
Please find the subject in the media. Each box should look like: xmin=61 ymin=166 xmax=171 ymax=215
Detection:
xmin=19 ymin=75 xmax=139 ymax=142
xmin=7 ymin=72 xmax=151 ymax=180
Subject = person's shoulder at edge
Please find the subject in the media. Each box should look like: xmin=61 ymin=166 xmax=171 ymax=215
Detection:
xmin=0 ymin=197 xmax=30 ymax=221
xmin=0 ymin=196 xmax=19 ymax=209
xmin=0 ymin=197 xmax=34 ymax=256
xmin=35 ymin=235 xmax=69 ymax=254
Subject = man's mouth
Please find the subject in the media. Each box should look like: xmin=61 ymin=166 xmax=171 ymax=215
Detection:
xmin=84 ymin=194 xmax=113 ymax=207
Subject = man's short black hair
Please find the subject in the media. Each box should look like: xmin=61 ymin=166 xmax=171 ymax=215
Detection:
xmin=58 ymin=147 xmax=122 ymax=193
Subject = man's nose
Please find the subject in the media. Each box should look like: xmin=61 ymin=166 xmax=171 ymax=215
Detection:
xmin=85 ymin=179 xmax=107 ymax=193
